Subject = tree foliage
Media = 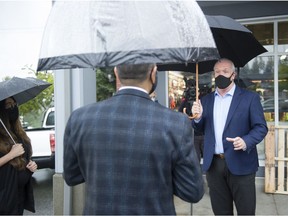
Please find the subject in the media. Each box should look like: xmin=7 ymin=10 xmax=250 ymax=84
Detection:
xmin=2 ymin=67 xmax=116 ymax=127
xmin=96 ymin=68 xmax=116 ymax=101
xmin=19 ymin=72 xmax=54 ymax=115
xmin=19 ymin=69 xmax=54 ymax=128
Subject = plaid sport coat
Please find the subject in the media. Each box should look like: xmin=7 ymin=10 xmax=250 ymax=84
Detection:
xmin=64 ymin=88 xmax=204 ymax=215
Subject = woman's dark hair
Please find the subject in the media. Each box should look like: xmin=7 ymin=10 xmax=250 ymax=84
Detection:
xmin=0 ymin=97 xmax=32 ymax=170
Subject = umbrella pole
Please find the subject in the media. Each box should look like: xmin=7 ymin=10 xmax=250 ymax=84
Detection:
xmin=196 ymin=62 xmax=199 ymax=102
xmin=0 ymin=118 xmax=16 ymax=144
xmin=190 ymin=63 xmax=199 ymax=119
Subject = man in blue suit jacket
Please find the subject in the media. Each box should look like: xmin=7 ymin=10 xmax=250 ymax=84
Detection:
xmin=192 ymin=58 xmax=268 ymax=215
xmin=64 ymin=63 xmax=204 ymax=215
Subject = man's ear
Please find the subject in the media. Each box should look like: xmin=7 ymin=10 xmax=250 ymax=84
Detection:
xmin=114 ymin=66 xmax=121 ymax=87
xmin=151 ymin=65 xmax=157 ymax=82
xmin=232 ymin=71 xmax=237 ymax=80
xmin=114 ymin=67 xmax=119 ymax=79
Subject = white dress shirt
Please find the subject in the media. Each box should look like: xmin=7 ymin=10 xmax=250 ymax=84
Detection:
xmin=213 ymin=84 xmax=235 ymax=154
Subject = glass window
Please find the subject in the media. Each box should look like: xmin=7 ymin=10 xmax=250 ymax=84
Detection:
xmin=279 ymin=55 xmax=288 ymax=122
xmin=245 ymin=23 xmax=274 ymax=52
xmin=168 ymin=71 xmax=186 ymax=111
xmin=278 ymin=21 xmax=288 ymax=52
xmin=46 ymin=111 xmax=54 ymax=126
xmin=241 ymin=56 xmax=275 ymax=121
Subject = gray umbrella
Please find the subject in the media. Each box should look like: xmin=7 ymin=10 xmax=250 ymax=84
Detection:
xmin=37 ymin=0 xmax=219 ymax=71
xmin=0 ymin=77 xmax=51 ymax=105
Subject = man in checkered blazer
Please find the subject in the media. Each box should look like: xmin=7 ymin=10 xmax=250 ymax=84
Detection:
xmin=64 ymin=63 xmax=204 ymax=215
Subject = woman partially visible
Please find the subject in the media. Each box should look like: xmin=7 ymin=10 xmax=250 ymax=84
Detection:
xmin=0 ymin=97 xmax=37 ymax=215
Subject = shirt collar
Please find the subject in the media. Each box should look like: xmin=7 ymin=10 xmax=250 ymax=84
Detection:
xmin=215 ymin=83 xmax=236 ymax=97
xmin=119 ymin=86 xmax=148 ymax=94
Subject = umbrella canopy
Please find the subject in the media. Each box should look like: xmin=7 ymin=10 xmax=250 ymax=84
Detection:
xmin=207 ymin=15 xmax=267 ymax=67
xmin=37 ymin=0 xmax=219 ymax=71
xmin=0 ymin=77 xmax=51 ymax=105
xmin=158 ymin=15 xmax=267 ymax=72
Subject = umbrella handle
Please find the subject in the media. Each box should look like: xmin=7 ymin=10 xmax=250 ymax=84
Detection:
xmin=0 ymin=118 xmax=17 ymax=144
xmin=189 ymin=63 xmax=199 ymax=120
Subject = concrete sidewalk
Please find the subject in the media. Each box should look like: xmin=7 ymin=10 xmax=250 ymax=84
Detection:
xmin=174 ymin=177 xmax=288 ymax=215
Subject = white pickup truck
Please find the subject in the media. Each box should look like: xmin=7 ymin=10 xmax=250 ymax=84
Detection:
xmin=25 ymin=107 xmax=55 ymax=169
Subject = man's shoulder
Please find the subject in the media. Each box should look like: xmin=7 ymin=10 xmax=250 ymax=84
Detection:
xmin=237 ymin=86 xmax=259 ymax=98
xmin=161 ymin=106 xmax=191 ymax=124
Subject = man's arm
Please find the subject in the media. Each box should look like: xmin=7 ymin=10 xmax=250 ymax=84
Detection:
xmin=172 ymin=118 xmax=204 ymax=203
xmin=63 ymin=116 xmax=85 ymax=186
xmin=242 ymin=93 xmax=268 ymax=151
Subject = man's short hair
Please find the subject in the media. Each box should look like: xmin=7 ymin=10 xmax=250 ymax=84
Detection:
xmin=214 ymin=58 xmax=236 ymax=73
xmin=116 ymin=63 xmax=155 ymax=82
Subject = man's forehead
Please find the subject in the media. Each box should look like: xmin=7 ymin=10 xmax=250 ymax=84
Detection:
xmin=215 ymin=62 xmax=231 ymax=69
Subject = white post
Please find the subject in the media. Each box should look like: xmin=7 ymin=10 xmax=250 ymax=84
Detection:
xmin=54 ymin=69 xmax=72 ymax=214
xmin=54 ymin=68 xmax=96 ymax=215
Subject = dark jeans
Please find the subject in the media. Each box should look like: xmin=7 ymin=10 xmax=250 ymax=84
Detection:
xmin=206 ymin=156 xmax=256 ymax=215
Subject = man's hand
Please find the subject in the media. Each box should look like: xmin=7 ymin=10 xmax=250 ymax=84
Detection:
xmin=191 ymin=100 xmax=203 ymax=120
xmin=226 ymin=137 xmax=247 ymax=151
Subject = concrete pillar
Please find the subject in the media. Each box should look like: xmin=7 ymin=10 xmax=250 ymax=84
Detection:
xmin=53 ymin=68 xmax=96 ymax=215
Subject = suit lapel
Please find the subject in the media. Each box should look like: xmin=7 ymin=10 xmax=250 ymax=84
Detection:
xmin=224 ymin=86 xmax=243 ymax=130
xmin=206 ymin=93 xmax=215 ymax=136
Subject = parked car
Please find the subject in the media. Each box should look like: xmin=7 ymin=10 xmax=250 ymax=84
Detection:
xmin=261 ymin=98 xmax=288 ymax=112
xmin=25 ymin=107 xmax=55 ymax=169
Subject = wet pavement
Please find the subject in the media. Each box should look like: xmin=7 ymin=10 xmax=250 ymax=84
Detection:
xmin=24 ymin=168 xmax=54 ymax=215
xmin=24 ymin=170 xmax=288 ymax=215
xmin=175 ymin=177 xmax=288 ymax=215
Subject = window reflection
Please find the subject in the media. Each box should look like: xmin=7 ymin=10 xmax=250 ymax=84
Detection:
xmin=241 ymin=57 xmax=275 ymax=121
xmin=240 ymin=55 xmax=288 ymax=123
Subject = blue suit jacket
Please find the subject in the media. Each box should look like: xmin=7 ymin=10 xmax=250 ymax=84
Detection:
xmin=64 ymin=89 xmax=204 ymax=215
xmin=192 ymin=85 xmax=268 ymax=175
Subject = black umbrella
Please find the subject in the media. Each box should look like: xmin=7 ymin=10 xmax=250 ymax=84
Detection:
xmin=0 ymin=77 xmax=51 ymax=105
xmin=206 ymin=15 xmax=267 ymax=68
xmin=37 ymin=0 xmax=219 ymax=71
xmin=0 ymin=77 xmax=51 ymax=144
xmin=158 ymin=15 xmax=267 ymax=103
xmin=159 ymin=15 xmax=267 ymax=72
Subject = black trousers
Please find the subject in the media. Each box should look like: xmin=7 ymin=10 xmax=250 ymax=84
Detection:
xmin=194 ymin=135 xmax=204 ymax=162
xmin=206 ymin=156 xmax=256 ymax=215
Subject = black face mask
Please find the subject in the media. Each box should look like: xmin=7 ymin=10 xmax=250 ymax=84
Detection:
xmin=215 ymin=73 xmax=233 ymax=89
xmin=6 ymin=105 xmax=19 ymax=122
xmin=149 ymin=72 xmax=158 ymax=95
